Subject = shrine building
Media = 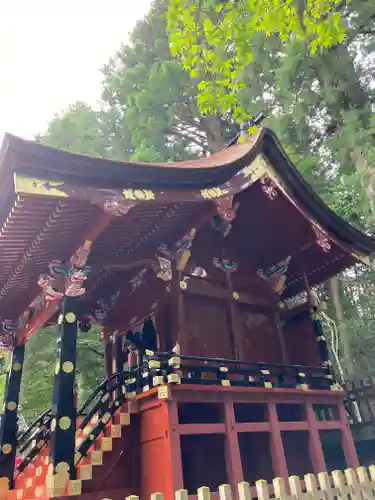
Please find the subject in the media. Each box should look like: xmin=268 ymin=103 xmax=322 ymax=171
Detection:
xmin=0 ymin=128 xmax=374 ymax=499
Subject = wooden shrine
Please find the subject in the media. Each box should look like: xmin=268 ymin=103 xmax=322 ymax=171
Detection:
xmin=0 ymin=127 xmax=374 ymax=499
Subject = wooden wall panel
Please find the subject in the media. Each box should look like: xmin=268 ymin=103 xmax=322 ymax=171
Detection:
xmin=283 ymin=313 xmax=321 ymax=366
xmin=236 ymin=304 xmax=283 ymax=363
xmin=183 ymin=294 xmax=234 ymax=358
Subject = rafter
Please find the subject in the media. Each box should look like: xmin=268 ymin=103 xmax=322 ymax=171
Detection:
xmin=15 ymin=212 xmax=113 ymax=345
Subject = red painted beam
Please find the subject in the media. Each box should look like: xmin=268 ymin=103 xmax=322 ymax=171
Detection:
xmin=16 ymin=300 xmax=60 ymax=345
xmin=15 ymin=212 xmax=113 ymax=346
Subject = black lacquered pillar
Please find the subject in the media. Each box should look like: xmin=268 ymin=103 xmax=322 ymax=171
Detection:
xmin=49 ymin=297 xmax=78 ymax=485
xmin=0 ymin=344 xmax=25 ymax=488
xmin=114 ymin=335 xmax=124 ymax=400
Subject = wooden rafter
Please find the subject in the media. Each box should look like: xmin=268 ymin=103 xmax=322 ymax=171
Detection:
xmin=15 ymin=212 xmax=114 ymax=345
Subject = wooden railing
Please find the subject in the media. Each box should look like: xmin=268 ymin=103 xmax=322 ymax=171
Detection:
xmin=142 ymin=351 xmax=335 ymax=392
xmin=110 ymin=466 xmax=375 ymax=500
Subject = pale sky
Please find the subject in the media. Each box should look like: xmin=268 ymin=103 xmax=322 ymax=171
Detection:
xmin=0 ymin=0 xmax=152 ymax=142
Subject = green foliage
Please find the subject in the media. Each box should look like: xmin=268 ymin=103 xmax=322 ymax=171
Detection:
xmin=38 ymin=102 xmax=109 ymax=157
xmin=20 ymin=326 xmax=104 ymax=423
xmin=167 ymin=0 xmax=348 ymax=120
xmin=0 ymin=352 xmax=9 ymax=409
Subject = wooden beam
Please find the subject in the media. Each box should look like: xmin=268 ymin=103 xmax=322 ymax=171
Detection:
xmin=15 ymin=212 xmax=113 ymax=346
xmin=17 ymin=301 xmax=60 ymax=345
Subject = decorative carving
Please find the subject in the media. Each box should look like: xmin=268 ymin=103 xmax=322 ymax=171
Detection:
xmin=39 ymin=241 xmax=92 ymax=300
xmin=279 ymin=291 xmax=308 ymax=310
xmin=70 ymin=240 xmax=92 ymax=268
xmin=156 ymin=257 xmax=172 ymax=282
xmin=190 ymin=266 xmax=208 ymax=278
xmin=65 ymin=269 xmax=90 ymax=297
xmin=0 ymin=320 xmax=18 ymax=350
xmin=93 ymin=290 xmax=120 ymax=323
xmin=313 ymin=225 xmax=331 ymax=252
xmin=37 ymin=275 xmax=64 ymax=301
xmin=212 ymin=257 xmax=238 ymax=273
xmin=260 ymin=176 xmax=278 ymax=200
xmin=102 ymin=200 xmax=135 ymax=216
xmin=129 ymin=268 xmax=148 ymax=295
xmin=159 ymin=228 xmax=197 ymax=271
xmin=212 ymin=198 xmax=240 ymax=238
xmin=258 ymin=257 xmax=291 ymax=294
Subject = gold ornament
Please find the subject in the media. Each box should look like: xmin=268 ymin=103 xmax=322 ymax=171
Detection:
xmin=59 ymin=416 xmax=72 ymax=430
xmin=2 ymin=444 xmax=12 ymax=454
xmin=62 ymin=361 xmax=74 ymax=373
xmin=65 ymin=312 xmax=76 ymax=323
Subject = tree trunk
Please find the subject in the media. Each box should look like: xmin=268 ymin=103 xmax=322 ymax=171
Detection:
xmin=329 ymin=276 xmax=355 ymax=379
xmin=201 ymin=115 xmax=227 ymax=152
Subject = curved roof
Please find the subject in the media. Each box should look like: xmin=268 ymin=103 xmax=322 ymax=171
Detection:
xmin=1 ymin=127 xmax=374 ymax=256
xmin=0 ymin=127 xmax=374 ymax=346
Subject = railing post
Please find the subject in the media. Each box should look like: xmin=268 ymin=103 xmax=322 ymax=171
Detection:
xmin=0 ymin=343 xmax=25 ymax=488
xmin=48 ymin=297 xmax=78 ymax=495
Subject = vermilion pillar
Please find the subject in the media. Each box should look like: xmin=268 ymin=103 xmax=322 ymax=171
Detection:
xmin=0 ymin=344 xmax=25 ymax=488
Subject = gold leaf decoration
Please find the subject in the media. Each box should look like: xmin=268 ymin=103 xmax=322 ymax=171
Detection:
xmin=201 ymin=187 xmax=224 ymax=199
xmin=122 ymin=189 xmax=155 ymax=201
xmin=14 ymin=175 xmax=68 ymax=198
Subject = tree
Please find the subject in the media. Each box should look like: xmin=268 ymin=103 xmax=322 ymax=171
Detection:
xmin=19 ymin=326 xmax=104 ymax=423
xmin=0 ymin=352 xmax=9 ymax=409
xmin=38 ymin=102 xmax=109 ymax=158
xmin=167 ymin=0 xmax=365 ymax=118
xmin=167 ymin=0 xmax=375 ymax=209
xmin=100 ymin=0 xmax=237 ymax=160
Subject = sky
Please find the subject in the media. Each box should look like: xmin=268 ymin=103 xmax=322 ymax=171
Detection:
xmin=0 ymin=0 xmax=152 ymax=143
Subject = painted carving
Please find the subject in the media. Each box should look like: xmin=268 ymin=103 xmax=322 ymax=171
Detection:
xmin=159 ymin=228 xmax=197 ymax=272
xmin=260 ymin=176 xmax=278 ymax=200
xmin=156 ymin=257 xmax=172 ymax=282
xmin=70 ymin=240 xmax=92 ymax=268
xmin=212 ymin=198 xmax=240 ymax=238
xmin=102 ymin=200 xmax=135 ymax=216
xmin=93 ymin=290 xmax=121 ymax=323
xmin=39 ymin=241 xmax=92 ymax=300
xmin=279 ymin=291 xmax=308 ymax=310
xmin=190 ymin=266 xmax=208 ymax=278
xmin=258 ymin=257 xmax=291 ymax=294
xmin=129 ymin=268 xmax=148 ymax=295
xmin=65 ymin=269 xmax=90 ymax=297
xmin=37 ymin=275 xmax=64 ymax=301
xmin=0 ymin=320 xmax=18 ymax=349
xmin=212 ymin=257 xmax=238 ymax=273
xmin=313 ymin=225 xmax=331 ymax=252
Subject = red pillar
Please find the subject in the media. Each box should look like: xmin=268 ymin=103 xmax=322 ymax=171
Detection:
xmin=167 ymin=398 xmax=184 ymax=492
xmin=223 ymin=396 xmax=243 ymax=488
xmin=268 ymin=400 xmax=288 ymax=479
xmin=306 ymin=402 xmax=326 ymax=473
xmin=339 ymin=403 xmax=359 ymax=467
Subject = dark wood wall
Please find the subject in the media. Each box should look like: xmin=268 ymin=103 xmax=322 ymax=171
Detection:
xmin=114 ymin=219 xmax=322 ymax=367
